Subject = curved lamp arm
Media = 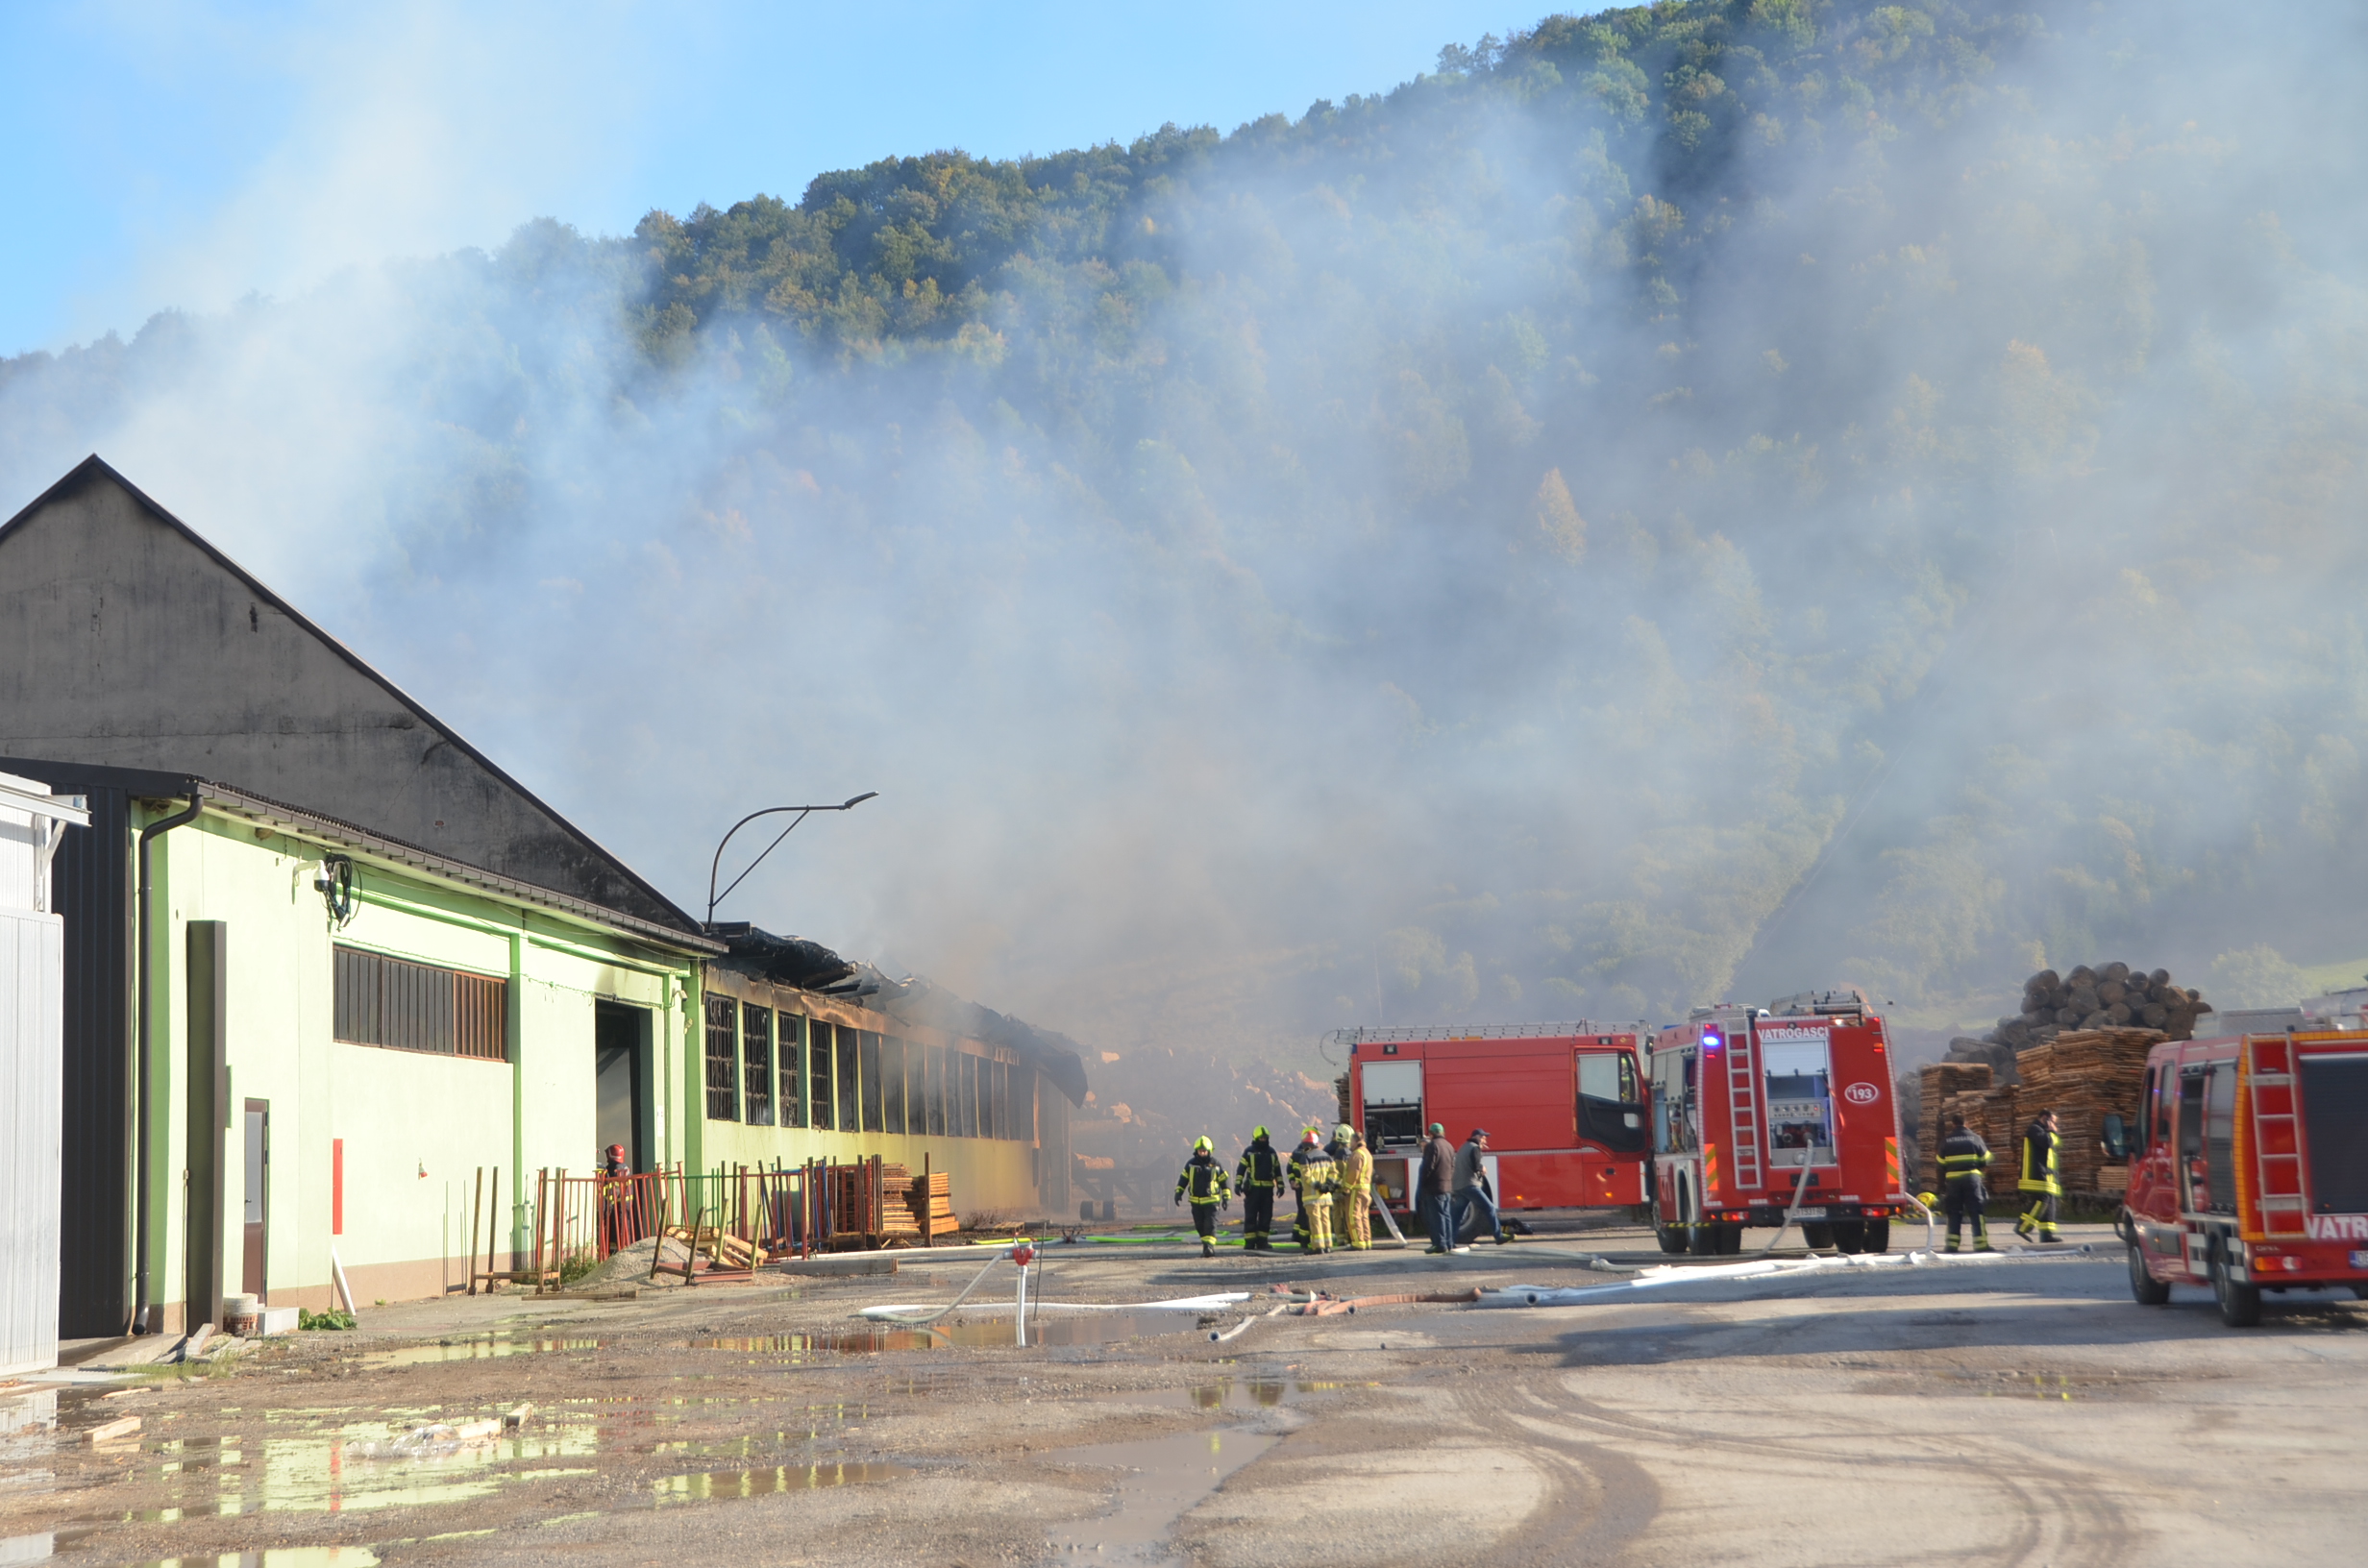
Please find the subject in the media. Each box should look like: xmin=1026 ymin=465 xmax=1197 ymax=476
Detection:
xmin=706 ymin=792 xmax=878 ymax=924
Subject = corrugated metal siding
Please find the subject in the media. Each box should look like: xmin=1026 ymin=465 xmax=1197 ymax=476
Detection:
xmin=1 ymin=898 xmax=66 ymax=1374
xmin=52 ymin=789 xmax=131 ymax=1339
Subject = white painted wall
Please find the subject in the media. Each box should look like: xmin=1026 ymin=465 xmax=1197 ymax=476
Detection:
xmin=0 ymin=771 xmax=74 ymax=1375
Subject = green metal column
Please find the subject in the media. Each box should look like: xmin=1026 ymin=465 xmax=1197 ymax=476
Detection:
xmin=508 ymin=920 xmax=526 ymax=1264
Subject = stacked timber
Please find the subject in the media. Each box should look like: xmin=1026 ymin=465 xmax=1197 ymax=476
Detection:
xmin=1942 ymin=1086 xmax=2018 ymax=1178
xmin=663 ymin=1224 xmax=767 ymax=1269
xmin=905 ymin=1169 xmax=958 ymax=1237
xmin=2011 ymin=1028 xmax=2159 ymax=1197
xmin=1916 ymin=1062 xmax=1993 ymax=1190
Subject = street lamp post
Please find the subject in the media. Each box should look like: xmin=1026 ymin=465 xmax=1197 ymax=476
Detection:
xmin=704 ymin=792 xmax=878 ymax=927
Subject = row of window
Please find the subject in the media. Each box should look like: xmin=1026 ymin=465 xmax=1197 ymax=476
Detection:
xmin=703 ymin=996 xmax=1027 ymax=1141
xmin=333 ymin=945 xmax=507 ymax=1061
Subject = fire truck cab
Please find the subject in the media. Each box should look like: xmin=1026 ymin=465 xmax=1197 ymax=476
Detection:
xmin=2125 ymin=990 xmax=2368 ymax=1326
xmin=1344 ymin=1024 xmax=1650 ymax=1234
xmin=1648 ymin=989 xmax=1908 ymax=1256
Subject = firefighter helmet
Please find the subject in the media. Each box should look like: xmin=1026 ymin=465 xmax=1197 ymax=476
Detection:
xmin=1334 ymin=1122 xmax=1352 ymax=1141
xmin=1252 ymin=1125 xmax=1269 ymax=1140
xmin=1194 ymin=1136 xmax=1212 ymax=1152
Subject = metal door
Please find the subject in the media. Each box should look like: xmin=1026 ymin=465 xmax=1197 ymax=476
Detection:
xmin=241 ymin=1100 xmax=268 ymax=1300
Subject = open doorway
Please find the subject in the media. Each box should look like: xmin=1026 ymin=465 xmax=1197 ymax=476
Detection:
xmin=241 ymin=1099 xmax=269 ymax=1301
xmin=594 ymin=1000 xmax=652 ymax=1172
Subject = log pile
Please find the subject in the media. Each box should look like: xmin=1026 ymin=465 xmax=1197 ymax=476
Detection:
xmin=663 ymin=1223 xmax=767 ymax=1270
xmin=1983 ymin=963 xmax=2210 ymax=1052
xmin=1915 ymin=1062 xmax=1993 ymax=1191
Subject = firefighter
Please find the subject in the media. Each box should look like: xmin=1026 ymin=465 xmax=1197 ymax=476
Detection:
xmin=1325 ymin=1122 xmax=1354 ymax=1246
xmin=1173 ymin=1136 xmax=1234 ymax=1258
xmin=1236 ymin=1128 xmax=1282 ymax=1252
xmin=2016 ymin=1108 xmax=2063 ymax=1243
xmin=1936 ymin=1115 xmax=1994 ymax=1253
xmin=1340 ymin=1124 xmax=1374 ymax=1250
xmin=1289 ymin=1128 xmax=1339 ymax=1254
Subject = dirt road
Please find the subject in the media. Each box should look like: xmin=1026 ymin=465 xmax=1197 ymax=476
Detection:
xmin=8 ymin=1220 xmax=2364 ymax=1566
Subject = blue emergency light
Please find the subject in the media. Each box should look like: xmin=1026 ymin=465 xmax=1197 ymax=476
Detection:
xmin=1702 ymin=1029 xmax=1722 ymax=1051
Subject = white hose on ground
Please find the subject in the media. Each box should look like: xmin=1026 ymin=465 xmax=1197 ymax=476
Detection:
xmin=1758 ymin=1159 xmax=1820 ymax=1257
xmin=1211 ymin=1303 xmax=1291 ymax=1342
xmin=858 ymin=1289 xmax=1250 ymax=1321
xmin=1475 ymin=1242 xmax=2096 ymax=1308
xmin=861 ymin=1251 xmax=1010 ymax=1326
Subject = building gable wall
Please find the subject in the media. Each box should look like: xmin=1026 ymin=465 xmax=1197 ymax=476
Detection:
xmin=0 ymin=461 xmax=688 ymax=931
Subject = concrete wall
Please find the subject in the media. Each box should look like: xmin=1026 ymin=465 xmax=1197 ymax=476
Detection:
xmin=0 ymin=460 xmax=687 ymax=931
xmin=139 ymin=805 xmax=697 ymax=1327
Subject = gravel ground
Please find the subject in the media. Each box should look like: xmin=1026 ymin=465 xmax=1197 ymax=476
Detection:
xmin=7 ymin=1218 xmax=2366 ymax=1566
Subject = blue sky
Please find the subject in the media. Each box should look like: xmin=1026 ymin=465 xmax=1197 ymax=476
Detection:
xmin=0 ymin=1 xmax=1536 ymax=356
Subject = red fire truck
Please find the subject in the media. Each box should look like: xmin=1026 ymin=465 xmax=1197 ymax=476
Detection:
xmin=1344 ymin=1024 xmax=1650 ymax=1235
xmin=2123 ymin=997 xmax=2368 ymax=1325
xmin=1647 ymin=990 xmax=1910 ymax=1256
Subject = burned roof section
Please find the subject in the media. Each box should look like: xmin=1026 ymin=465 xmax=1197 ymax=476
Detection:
xmin=707 ymin=921 xmax=865 ymax=992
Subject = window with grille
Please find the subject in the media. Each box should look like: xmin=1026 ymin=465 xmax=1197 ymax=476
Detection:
xmin=881 ymin=1038 xmax=906 ymax=1135
xmin=743 ymin=1003 xmax=774 ymax=1126
xmin=809 ymin=1021 xmax=835 ymax=1130
xmin=778 ymin=1016 xmax=805 ymax=1128
xmin=836 ymin=1027 xmax=860 ymax=1132
xmin=333 ymin=945 xmax=507 ymax=1061
xmin=704 ymin=994 xmax=738 ymax=1121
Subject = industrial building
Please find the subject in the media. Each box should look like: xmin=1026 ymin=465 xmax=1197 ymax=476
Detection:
xmin=0 ymin=457 xmax=1083 ymax=1346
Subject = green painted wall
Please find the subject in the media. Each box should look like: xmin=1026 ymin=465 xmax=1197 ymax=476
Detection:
xmin=137 ymin=804 xmax=703 ymax=1321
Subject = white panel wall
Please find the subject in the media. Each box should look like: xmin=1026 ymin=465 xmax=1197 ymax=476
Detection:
xmin=0 ymin=771 xmax=65 ymax=1375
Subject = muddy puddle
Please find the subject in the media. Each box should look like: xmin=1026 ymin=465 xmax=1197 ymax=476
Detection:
xmin=1043 ymin=1428 xmax=1275 ymax=1566
xmin=353 ymin=1336 xmax=602 ymax=1370
xmin=652 ymin=1460 xmax=914 ymax=1505
xmin=1174 ymin=1377 xmax=1356 ymax=1409
xmin=694 ymin=1312 xmax=1198 ymax=1358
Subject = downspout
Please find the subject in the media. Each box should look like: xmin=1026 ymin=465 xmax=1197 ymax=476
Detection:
xmin=134 ymin=790 xmax=205 ymax=1334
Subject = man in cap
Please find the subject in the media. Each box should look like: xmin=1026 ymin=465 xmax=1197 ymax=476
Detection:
xmin=1235 ymin=1127 xmax=1282 ymax=1252
xmin=1339 ymin=1123 xmax=1374 ymax=1250
xmin=1288 ymin=1128 xmax=1339 ymax=1254
xmin=1416 ymin=1122 xmax=1458 ymax=1254
xmin=1173 ymin=1136 xmax=1233 ymax=1258
xmin=1451 ymin=1127 xmax=1505 ymax=1249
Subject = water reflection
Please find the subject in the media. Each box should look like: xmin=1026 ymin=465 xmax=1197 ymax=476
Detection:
xmin=653 ymin=1462 xmax=912 ymax=1505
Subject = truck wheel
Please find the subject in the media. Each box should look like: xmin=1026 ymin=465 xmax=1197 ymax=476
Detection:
xmin=1800 ymin=1221 xmax=1834 ymax=1250
xmin=2128 ymin=1241 xmax=2171 ymax=1306
xmin=2210 ymin=1247 xmax=2261 ymax=1327
xmin=1862 ymin=1218 xmax=1889 ymax=1254
xmin=1830 ymin=1220 xmax=1866 ymax=1255
xmin=1684 ymin=1184 xmax=1718 ymax=1257
xmin=1102 ymin=1199 xmax=1118 ymax=1223
xmin=1080 ymin=1201 xmax=1095 ymax=1222
xmin=1651 ymin=1191 xmax=1687 ymax=1254
xmin=1714 ymin=1222 xmax=1743 ymax=1255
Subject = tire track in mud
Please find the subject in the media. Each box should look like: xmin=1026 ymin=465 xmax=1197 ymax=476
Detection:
xmin=1479 ymin=1376 xmax=2142 ymax=1568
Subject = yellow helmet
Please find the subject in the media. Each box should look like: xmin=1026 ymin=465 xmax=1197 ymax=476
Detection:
xmin=1252 ymin=1125 xmax=1269 ymax=1140
xmin=1334 ymin=1122 xmax=1352 ymax=1140
xmin=1194 ymin=1136 xmax=1212 ymax=1152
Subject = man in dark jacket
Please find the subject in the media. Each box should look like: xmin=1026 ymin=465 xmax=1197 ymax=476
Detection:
xmin=1451 ymin=1128 xmax=1505 ymax=1247
xmin=2016 ymin=1109 xmax=2062 ymax=1243
xmin=1173 ymin=1136 xmax=1233 ymax=1257
xmin=1936 ymin=1115 xmax=1994 ymax=1253
xmin=1235 ymin=1128 xmax=1282 ymax=1252
xmin=1416 ymin=1123 xmax=1458 ymax=1254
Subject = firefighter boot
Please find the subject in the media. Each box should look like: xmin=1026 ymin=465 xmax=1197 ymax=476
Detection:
xmin=1202 ymin=1237 xmax=1216 ymax=1258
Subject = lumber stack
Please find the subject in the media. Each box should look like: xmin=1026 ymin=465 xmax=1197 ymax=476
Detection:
xmin=663 ymin=1224 xmax=767 ymax=1269
xmin=2011 ymin=1027 xmax=2158 ymax=1197
xmin=1916 ymin=1063 xmax=1993 ymax=1190
xmin=905 ymin=1170 xmax=958 ymax=1237
xmin=1942 ymin=1086 xmax=2018 ymax=1178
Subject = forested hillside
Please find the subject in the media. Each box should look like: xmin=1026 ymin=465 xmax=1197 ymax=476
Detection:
xmin=5 ymin=0 xmax=2364 ymax=1066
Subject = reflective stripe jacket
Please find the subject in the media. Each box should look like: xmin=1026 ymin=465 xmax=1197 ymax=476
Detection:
xmin=1937 ymin=1129 xmax=1991 ymax=1187
xmin=1289 ymin=1144 xmax=1338 ymax=1200
xmin=2019 ymin=1121 xmax=2061 ymax=1195
xmin=1174 ymin=1153 xmax=1232 ymax=1206
xmin=1236 ymin=1141 xmax=1283 ymax=1191
xmin=1342 ymin=1144 xmax=1373 ymax=1194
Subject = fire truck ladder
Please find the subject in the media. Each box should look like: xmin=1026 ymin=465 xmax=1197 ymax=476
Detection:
xmin=2247 ymin=1037 xmax=2306 ymax=1237
xmin=1727 ymin=1029 xmax=1763 ymax=1191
